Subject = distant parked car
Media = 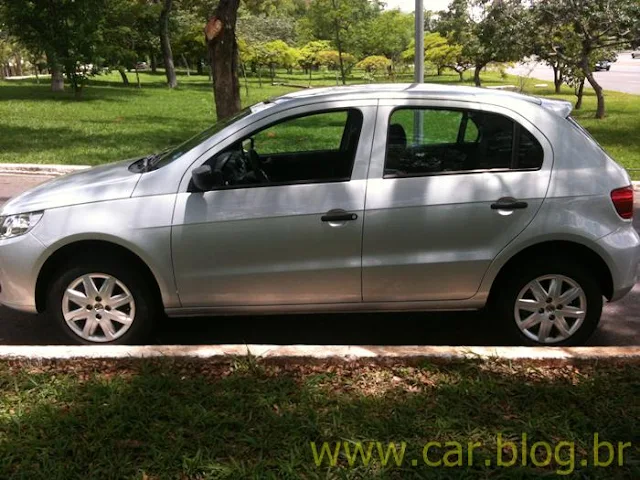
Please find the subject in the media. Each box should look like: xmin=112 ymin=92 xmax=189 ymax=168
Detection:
xmin=594 ymin=60 xmax=611 ymax=71
xmin=0 ymin=84 xmax=637 ymax=346
xmin=632 ymin=51 xmax=640 ymax=59
xmin=135 ymin=61 xmax=149 ymax=71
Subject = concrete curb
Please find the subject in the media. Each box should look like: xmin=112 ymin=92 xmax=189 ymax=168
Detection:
xmin=0 ymin=345 xmax=639 ymax=363
xmin=0 ymin=163 xmax=90 ymax=177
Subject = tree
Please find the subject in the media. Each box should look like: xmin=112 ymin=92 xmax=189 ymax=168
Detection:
xmin=0 ymin=30 xmax=28 ymax=79
xmin=402 ymin=32 xmax=465 ymax=76
xmin=237 ymin=14 xmax=298 ymax=45
xmin=2 ymin=0 xmax=107 ymax=93
xmin=206 ymin=0 xmax=241 ymax=120
xmin=356 ymin=55 xmax=391 ymax=80
xmin=261 ymin=40 xmax=290 ymax=81
xmin=307 ymin=0 xmax=381 ymax=85
xmin=159 ymin=0 xmax=178 ymax=88
xmin=173 ymin=9 xmax=208 ymax=75
xmin=438 ymin=0 xmax=528 ymax=87
xmin=298 ymin=40 xmax=331 ymax=84
xmin=317 ymin=50 xmax=356 ymax=74
xmin=99 ymin=0 xmax=158 ymax=87
xmin=535 ymin=0 xmax=640 ymax=118
xmin=359 ymin=10 xmax=414 ymax=68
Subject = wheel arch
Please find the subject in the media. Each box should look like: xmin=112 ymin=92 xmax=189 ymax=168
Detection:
xmin=35 ymin=239 xmax=165 ymax=313
xmin=487 ymin=240 xmax=614 ymax=305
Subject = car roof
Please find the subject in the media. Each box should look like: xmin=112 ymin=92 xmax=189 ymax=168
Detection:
xmin=266 ymin=83 xmax=573 ymax=118
xmin=274 ymin=83 xmax=540 ymax=104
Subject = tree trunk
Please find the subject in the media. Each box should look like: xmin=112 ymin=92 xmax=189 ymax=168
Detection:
xmin=330 ymin=0 xmax=346 ymax=85
xmin=242 ymin=63 xmax=249 ymax=97
xmin=552 ymin=64 xmax=563 ymax=94
xmin=14 ymin=54 xmax=23 ymax=76
xmin=134 ymin=65 xmax=141 ymax=88
xmin=458 ymin=69 xmax=464 ymax=82
xmin=437 ymin=65 xmax=443 ymax=76
xmin=473 ymin=63 xmax=484 ymax=87
xmin=51 ymin=64 xmax=64 ymax=92
xmin=581 ymin=56 xmax=604 ymax=119
xmin=150 ymin=53 xmax=157 ymax=73
xmin=118 ymin=66 xmax=130 ymax=86
xmin=197 ymin=60 xmax=204 ymax=75
xmin=575 ymin=77 xmax=585 ymax=110
xmin=206 ymin=0 xmax=241 ymax=121
xmin=160 ymin=0 xmax=178 ymax=88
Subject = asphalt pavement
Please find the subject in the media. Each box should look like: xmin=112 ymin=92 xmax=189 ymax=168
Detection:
xmin=0 ymin=174 xmax=638 ymax=346
xmin=509 ymin=52 xmax=640 ymax=95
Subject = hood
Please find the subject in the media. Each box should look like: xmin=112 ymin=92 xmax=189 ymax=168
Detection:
xmin=1 ymin=159 xmax=142 ymax=215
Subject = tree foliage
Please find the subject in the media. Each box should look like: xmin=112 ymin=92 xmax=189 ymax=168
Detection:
xmin=2 ymin=0 xmax=107 ymax=92
xmin=306 ymin=0 xmax=381 ymax=84
xmin=356 ymin=55 xmax=391 ymax=74
xmin=533 ymin=0 xmax=640 ymax=118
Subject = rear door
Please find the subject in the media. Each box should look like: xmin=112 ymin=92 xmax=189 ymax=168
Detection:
xmin=363 ymin=99 xmax=553 ymax=302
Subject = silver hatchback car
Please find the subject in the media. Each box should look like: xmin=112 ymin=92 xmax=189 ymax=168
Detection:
xmin=0 ymin=84 xmax=638 ymax=346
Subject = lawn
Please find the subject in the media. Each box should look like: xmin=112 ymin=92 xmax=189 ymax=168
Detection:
xmin=0 ymin=357 xmax=638 ymax=479
xmin=0 ymin=69 xmax=638 ymax=179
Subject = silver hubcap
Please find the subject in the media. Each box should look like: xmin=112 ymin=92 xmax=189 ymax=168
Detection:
xmin=62 ymin=273 xmax=136 ymax=343
xmin=514 ymin=274 xmax=587 ymax=344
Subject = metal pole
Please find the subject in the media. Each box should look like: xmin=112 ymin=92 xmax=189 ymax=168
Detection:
xmin=414 ymin=0 xmax=424 ymax=84
xmin=414 ymin=0 xmax=424 ymax=145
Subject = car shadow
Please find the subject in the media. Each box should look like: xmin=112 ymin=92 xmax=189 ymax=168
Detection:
xmin=2 ymin=305 xmax=636 ymax=347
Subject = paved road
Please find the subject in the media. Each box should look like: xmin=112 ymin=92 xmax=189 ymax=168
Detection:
xmin=0 ymin=174 xmax=637 ymax=346
xmin=509 ymin=53 xmax=640 ymax=95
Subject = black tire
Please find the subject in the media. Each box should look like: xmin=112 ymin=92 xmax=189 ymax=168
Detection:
xmin=491 ymin=259 xmax=603 ymax=346
xmin=47 ymin=257 xmax=156 ymax=345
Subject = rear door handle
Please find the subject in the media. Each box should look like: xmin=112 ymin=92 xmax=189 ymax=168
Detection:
xmin=321 ymin=212 xmax=358 ymax=222
xmin=491 ymin=197 xmax=528 ymax=210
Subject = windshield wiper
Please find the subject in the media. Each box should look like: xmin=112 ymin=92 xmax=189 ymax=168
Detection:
xmin=133 ymin=148 xmax=172 ymax=173
xmin=145 ymin=147 xmax=173 ymax=170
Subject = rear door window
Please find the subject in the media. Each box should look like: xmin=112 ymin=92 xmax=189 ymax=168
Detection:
xmin=385 ymin=107 xmax=544 ymax=177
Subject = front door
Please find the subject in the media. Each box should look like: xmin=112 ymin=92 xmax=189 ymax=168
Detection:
xmin=363 ymin=100 xmax=553 ymax=302
xmin=172 ymin=104 xmax=376 ymax=307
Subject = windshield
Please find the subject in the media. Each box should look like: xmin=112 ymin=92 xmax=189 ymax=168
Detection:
xmin=151 ymin=106 xmax=254 ymax=169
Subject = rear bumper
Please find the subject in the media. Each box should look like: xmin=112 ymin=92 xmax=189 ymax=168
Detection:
xmin=596 ymin=225 xmax=640 ymax=301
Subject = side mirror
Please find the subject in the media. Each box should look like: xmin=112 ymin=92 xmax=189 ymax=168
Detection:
xmin=191 ymin=165 xmax=216 ymax=192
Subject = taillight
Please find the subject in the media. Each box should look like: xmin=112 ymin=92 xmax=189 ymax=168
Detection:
xmin=610 ymin=186 xmax=634 ymax=219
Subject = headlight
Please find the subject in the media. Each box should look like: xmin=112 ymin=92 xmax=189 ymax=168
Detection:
xmin=0 ymin=211 xmax=44 ymax=239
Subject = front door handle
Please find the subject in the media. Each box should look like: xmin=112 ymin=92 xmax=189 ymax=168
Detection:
xmin=491 ymin=197 xmax=528 ymax=210
xmin=321 ymin=211 xmax=358 ymax=222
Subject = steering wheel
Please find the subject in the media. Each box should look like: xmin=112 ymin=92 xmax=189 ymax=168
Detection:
xmin=248 ymin=147 xmax=269 ymax=183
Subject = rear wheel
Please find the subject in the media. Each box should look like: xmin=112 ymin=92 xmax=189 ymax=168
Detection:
xmin=48 ymin=259 xmax=156 ymax=344
xmin=493 ymin=260 xmax=602 ymax=346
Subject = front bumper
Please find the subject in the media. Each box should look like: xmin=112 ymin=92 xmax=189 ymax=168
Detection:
xmin=596 ymin=225 xmax=640 ymax=301
xmin=0 ymin=232 xmax=47 ymax=313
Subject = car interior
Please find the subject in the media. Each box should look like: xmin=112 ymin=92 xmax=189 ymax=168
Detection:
xmin=206 ymin=109 xmax=364 ymax=188
xmin=384 ymin=109 xmax=542 ymax=176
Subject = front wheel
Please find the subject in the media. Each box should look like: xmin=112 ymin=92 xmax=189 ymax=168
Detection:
xmin=48 ymin=260 xmax=156 ymax=344
xmin=492 ymin=261 xmax=603 ymax=346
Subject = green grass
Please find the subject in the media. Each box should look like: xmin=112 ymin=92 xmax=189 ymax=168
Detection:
xmin=0 ymin=69 xmax=638 ymax=179
xmin=0 ymin=358 xmax=638 ymax=479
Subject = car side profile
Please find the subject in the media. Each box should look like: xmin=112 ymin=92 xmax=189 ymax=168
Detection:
xmin=0 ymin=84 xmax=637 ymax=346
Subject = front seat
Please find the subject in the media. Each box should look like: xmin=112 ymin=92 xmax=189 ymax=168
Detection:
xmin=386 ymin=123 xmax=407 ymax=172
